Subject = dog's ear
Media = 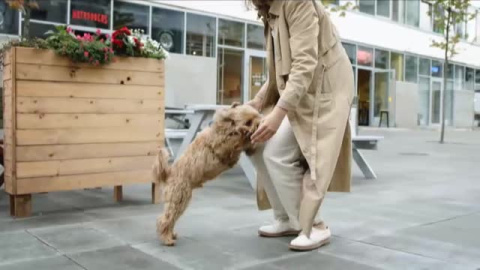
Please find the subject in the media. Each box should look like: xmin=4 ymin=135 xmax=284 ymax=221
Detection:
xmin=231 ymin=102 xmax=240 ymax=108
xmin=214 ymin=107 xmax=234 ymax=124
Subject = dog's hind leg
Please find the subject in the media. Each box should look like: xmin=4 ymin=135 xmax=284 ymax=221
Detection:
xmin=157 ymin=181 xmax=192 ymax=246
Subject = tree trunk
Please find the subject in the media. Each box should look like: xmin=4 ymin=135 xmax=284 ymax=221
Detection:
xmin=22 ymin=0 xmax=31 ymax=40
xmin=440 ymin=6 xmax=452 ymax=144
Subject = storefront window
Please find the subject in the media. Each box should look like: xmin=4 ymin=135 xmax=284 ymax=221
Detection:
xmin=342 ymin=42 xmax=356 ymax=64
xmin=447 ymin=64 xmax=454 ymax=79
xmin=390 ymin=52 xmax=404 ymax=81
xmin=22 ymin=22 xmax=56 ymax=39
xmin=0 ymin=1 xmax=19 ymax=35
xmin=419 ymin=58 xmax=430 ymax=76
xmin=71 ymin=0 xmax=111 ymax=29
xmin=357 ymin=46 xmax=373 ymax=67
xmin=152 ymin=7 xmax=184 ymax=54
xmin=465 ymin=67 xmax=474 ymax=91
xmin=454 ymin=65 xmax=465 ymax=90
xmin=218 ymin=19 xmax=245 ymax=47
xmin=392 ymin=0 xmax=405 ymax=23
xmin=114 ymin=1 xmax=149 ymax=34
xmin=374 ymin=49 xmax=389 ymax=69
xmin=31 ymin=0 xmax=67 ymax=23
xmin=405 ymin=55 xmax=418 ymax=83
xmin=431 ymin=60 xmax=443 ymax=77
xmin=445 ymin=80 xmax=454 ymax=125
xmin=247 ymin=24 xmax=265 ymax=50
xmin=359 ymin=0 xmax=375 ymax=15
xmin=186 ymin=13 xmax=216 ymax=57
xmin=476 ymin=69 xmax=480 ymax=84
xmin=405 ymin=0 xmax=420 ymax=27
xmin=376 ymin=0 xmax=390 ymax=17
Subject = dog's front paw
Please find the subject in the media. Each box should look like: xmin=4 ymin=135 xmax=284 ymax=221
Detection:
xmin=162 ymin=237 xmax=176 ymax=246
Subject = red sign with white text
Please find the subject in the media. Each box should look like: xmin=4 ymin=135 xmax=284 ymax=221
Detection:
xmin=71 ymin=10 xmax=108 ymax=25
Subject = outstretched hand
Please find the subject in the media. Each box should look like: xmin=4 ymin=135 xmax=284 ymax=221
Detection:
xmin=251 ymin=107 xmax=287 ymax=143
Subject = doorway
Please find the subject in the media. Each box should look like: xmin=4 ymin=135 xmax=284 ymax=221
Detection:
xmin=243 ymin=50 xmax=267 ymax=102
xmin=217 ymin=48 xmax=244 ymax=105
xmin=357 ymin=69 xmax=372 ymax=126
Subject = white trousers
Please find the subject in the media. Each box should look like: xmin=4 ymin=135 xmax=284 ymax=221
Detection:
xmin=253 ymin=117 xmax=322 ymax=230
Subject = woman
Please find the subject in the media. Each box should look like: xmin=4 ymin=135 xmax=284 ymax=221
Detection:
xmin=246 ymin=0 xmax=354 ymax=251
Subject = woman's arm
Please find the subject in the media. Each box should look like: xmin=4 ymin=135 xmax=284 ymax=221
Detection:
xmin=247 ymin=79 xmax=269 ymax=111
xmin=276 ymin=0 xmax=319 ymax=111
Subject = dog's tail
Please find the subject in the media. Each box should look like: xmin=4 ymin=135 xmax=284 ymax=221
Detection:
xmin=153 ymin=148 xmax=171 ymax=183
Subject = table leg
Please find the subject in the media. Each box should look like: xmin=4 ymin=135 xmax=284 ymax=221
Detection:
xmin=175 ymin=112 xmax=207 ymax=161
xmin=352 ymin=146 xmax=377 ymax=179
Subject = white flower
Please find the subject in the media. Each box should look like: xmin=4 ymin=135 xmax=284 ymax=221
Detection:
xmin=127 ymin=36 xmax=135 ymax=45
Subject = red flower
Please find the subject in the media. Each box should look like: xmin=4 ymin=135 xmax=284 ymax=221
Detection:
xmin=120 ymin=27 xmax=131 ymax=35
xmin=96 ymin=29 xmax=102 ymax=36
xmin=84 ymin=51 xmax=89 ymax=58
xmin=112 ymin=39 xmax=124 ymax=48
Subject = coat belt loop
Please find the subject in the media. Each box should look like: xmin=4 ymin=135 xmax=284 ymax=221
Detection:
xmin=310 ymin=64 xmax=327 ymax=181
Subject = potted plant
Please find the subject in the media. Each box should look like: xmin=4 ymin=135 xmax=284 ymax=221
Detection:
xmin=2 ymin=23 xmax=168 ymax=217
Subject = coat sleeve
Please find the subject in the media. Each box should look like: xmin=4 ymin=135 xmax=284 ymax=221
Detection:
xmin=277 ymin=1 xmax=319 ymax=111
xmin=253 ymin=79 xmax=268 ymax=102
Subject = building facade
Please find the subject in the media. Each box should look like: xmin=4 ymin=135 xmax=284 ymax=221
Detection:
xmin=1 ymin=0 xmax=480 ymax=128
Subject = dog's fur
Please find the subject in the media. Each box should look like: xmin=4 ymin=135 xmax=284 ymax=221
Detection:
xmin=153 ymin=103 xmax=261 ymax=246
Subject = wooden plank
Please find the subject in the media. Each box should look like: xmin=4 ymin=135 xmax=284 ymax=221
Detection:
xmin=3 ymin=80 xmax=12 ymax=97
xmin=16 ymin=156 xmax=156 ymax=178
xmin=17 ymin=113 xmax=164 ymax=129
xmin=4 ymin=159 xmax=13 ymax=177
xmin=16 ymin=97 xmax=163 ymax=114
xmin=15 ymin=47 xmax=164 ymax=73
xmin=16 ymin=64 xmax=164 ymax=86
xmin=4 ymin=49 xmax=12 ymax=65
xmin=10 ymin=47 xmax=17 ymax=194
xmin=3 ymin=64 xmax=12 ymax=80
xmin=10 ymin=194 xmax=32 ymax=217
xmin=114 ymin=186 xmax=123 ymax=202
xmin=4 ymin=144 xmax=13 ymax=161
xmin=4 ymin=175 xmax=13 ymax=194
xmin=16 ymin=127 xmax=164 ymax=145
xmin=16 ymin=170 xmax=153 ymax=194
xmin=16 ymin=142 xmax=162 ymax=162
xmin=17 ymin=81 xmax=163 ymax=100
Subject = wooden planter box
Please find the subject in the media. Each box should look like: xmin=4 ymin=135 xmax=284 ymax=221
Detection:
xmin=3 ymin=47 xmax=165 ymax=217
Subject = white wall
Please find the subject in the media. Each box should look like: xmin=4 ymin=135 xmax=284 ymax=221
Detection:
xmin=164 ymin=54 xmax=217 ymax=107
xmin=454 ymin=90 xmax=475 ymax=128
xmin=394 ymin=81 xmax=419 ymax=128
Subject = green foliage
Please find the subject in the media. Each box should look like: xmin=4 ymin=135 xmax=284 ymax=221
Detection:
xmin=325 ymin=1 xmax=358 ymax=17
xmin=45 ymin=26 xmax=114 ymax=66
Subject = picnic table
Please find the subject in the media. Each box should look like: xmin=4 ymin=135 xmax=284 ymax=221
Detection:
xmin=165 ymin=105 xmax=382 ymax=189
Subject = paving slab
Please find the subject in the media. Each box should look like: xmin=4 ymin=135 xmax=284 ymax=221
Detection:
xmin=0 ymin=256 xmax=84 ymax=270
xmin=0 ymin=231 xmax=58 ymax=266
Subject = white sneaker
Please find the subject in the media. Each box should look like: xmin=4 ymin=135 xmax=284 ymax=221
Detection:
xmin=258 ymin=220 xmax=300 ymax=237
xmin=289 ymin=227 xmax=331 ymax=251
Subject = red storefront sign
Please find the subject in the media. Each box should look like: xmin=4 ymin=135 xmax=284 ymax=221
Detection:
xmin=71 ymin=10 xmax=108 ymax=25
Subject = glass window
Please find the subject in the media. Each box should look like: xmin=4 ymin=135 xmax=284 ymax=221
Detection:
xmin=405 ymin=55 xmax=418 ymax=83
xmin=431 ymin=60 xmax=443 ymax=77
xmin=390 ymin=52 xmax=404 ymax=81
xmin=405 ymin=0 xmax=420 ymax=27
xmin=22 ymin=22 xmax=56 ymax=39
xmin=217 ymin=48 xmax=244 ymax=105
xmin=392 ymin=0 xmax=405 ymax=23
xmin=247 ymin=24 xmax=265 ymax=50
xmin=31 ymin=0 xmax=67 ymax=23
xmin=359 ymin=0 xmax=375 ymax=15
xmin=465 ymin=67 xmax=474 ymax=90
xmin=0 ymin=1 xmax=19 ymax=35
xmin=376 ymin=0 xmax=390 ymax=17
xmin=445 ymin=80 xmax=454 ymax=125
xmin=357 ymin=46 xmax=373 ymax=67
xmin=447 ymin=64 xmax=454 ymax=79
xmin=114 ymin=1 xmax=149 ymax=34
xmin=433 ymin=5 xmax=444 ymax=34
xmin=186 ymin=13 xmax=216 ymax=57
xmin=342 ymin=42 xmax=356 ymax=64
xmin=476 ymin=69 xmax=480 ymax=84
xmin=455 ymin=65 xmax=465 ymax=90
xmin=152 ymin=7 xmax=184 ymax=54
xmin=374 ymin=49 xmax=389 ymax=69
xmin=218 ymin=19 xmax=245 ymax=47
xmin=71 ymin=0 xmax=111 ymax=29
xmin=418 ymin=77 xmax=430 ymax=126
xmin=419 ymin=58 xmax=430 ymax=76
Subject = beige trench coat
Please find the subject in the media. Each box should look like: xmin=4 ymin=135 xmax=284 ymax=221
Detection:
xmin=254 ymin=0 xmax=354 ymax=212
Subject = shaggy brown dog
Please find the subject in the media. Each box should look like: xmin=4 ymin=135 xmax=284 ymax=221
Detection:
xmin=153 ymin=103 xmax=261 ymax=246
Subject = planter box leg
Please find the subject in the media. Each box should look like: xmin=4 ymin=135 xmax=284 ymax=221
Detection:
xmin=10 ymin=194 xmax=32 ymax=218
xmin=152 ymin=183 xmax=161 ymax=204
xmin=113 ymin=186 xmax=123 ymax=202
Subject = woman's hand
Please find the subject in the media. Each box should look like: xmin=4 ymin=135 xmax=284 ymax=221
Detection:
xmin=251 ymin=106 xmax=287 ymax=143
